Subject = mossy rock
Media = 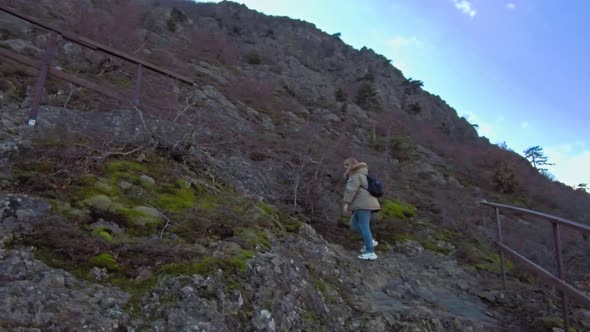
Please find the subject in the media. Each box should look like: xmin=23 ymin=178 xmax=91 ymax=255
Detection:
xmin=236 ymin=228 xmax=271 ymax=251
xmin=238 ymin=203 xmax=278 ymax=228
xmin=94 ymin=180 xmax=116 ymax=195
xmin=49 ymin=200 xmax=91 ymax=222
xmin=139 ymin=175 xmax=156 ymax=188
xmin=92 ymin=227 xmax=114 ymax=242
xmin=116 ymin=205 xmax=163 ymax=226
xmin=118 ymin=181 xmax=133 ymax=191
xmin=283 ymin=219 xmax=303 ymax=233
xmin=379 ymin=199 xmax=416 ymax=220
xmin=83 ymin=194 xmax=112 ymax=211
xmin=89 ymin=253 xmax=119 ymax=271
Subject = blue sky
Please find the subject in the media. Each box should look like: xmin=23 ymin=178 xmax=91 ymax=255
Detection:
xmin=203 ymin=0 xmax=589 ymax=188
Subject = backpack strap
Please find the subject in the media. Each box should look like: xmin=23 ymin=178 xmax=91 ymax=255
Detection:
xmin=359 ymin=172 xmax=369 ymax=191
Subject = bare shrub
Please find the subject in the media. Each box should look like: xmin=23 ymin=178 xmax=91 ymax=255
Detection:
xmin=224 ymin=77 xmax=274 ymax=111
xmin=62 ymin=0 xmax=145 ymax=52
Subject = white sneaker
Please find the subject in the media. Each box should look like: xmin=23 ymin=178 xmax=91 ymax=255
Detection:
xmin=358 ymin=252 xmax=378 ymax=260
xmin=360 ymin=240 xmax=378 ymax=253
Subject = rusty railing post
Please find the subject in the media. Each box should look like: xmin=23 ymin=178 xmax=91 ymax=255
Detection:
xmin=495 ymin=207 xmax=507 ymax=291
xmin=133 ymin=63 xmax=142 ymax=106
xmin=552 ymin=222 xmax=570 ymax=331
xmin=28 ymin=30 xmax=58 ymax=127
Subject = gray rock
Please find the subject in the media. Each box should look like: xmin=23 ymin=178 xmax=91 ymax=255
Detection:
xmin=436 ymin=240 xmax=455 ymax=253
xmin=118 ymin=181 xmax=133 ymax=190
xmin=140 ymin=175 xmax=156 ymax=188
xmin=0 ymin=39 xmax=43 ymax=56
xmin=0 ymin=249 xmax=130 ymax=330
xmin=573 ymin=309 xmax=590 ymax=328
xmin=90 ymin=267 xmax=108 ymax=281
xmin=40 ymin=271 xmax=65 ymax=288
xmin=135 ymin=267 xmax=153 ymax=282
xmin=394 ymin=240 xmax=424 ymax=256
xmin=15 ymin=208 xmax=36 ymax=220
xmin=1 ymin=194 xmax=50 ymax=223
xmin=181 ymin=285 xmax=195 ymax=298
xmin=252 ymin=309 xmax=276 ymax=331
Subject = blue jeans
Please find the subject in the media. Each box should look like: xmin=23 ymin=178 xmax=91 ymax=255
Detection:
xmin=350 ymin=210 xmax=374 ymax=253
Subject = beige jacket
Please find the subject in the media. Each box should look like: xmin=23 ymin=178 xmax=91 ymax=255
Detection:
xmin=343 ymin=163 xmax=381 ymax=211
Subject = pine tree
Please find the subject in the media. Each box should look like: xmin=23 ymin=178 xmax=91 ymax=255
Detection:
xmin=523 ymin=146 xmax=554 ymax=171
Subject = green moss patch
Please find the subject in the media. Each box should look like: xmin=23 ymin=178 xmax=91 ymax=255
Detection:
xmin=313 ymin=278 xmax=337 ymax=304
xmin=283 ymin=219 xmax=303 ymax=233
xmin=236 ymin=228 xmax=272 ymax=251
xmin=420 ymin=240 xmax=453 ymax=255
xmin=379 ymin=199 xmax=416 ymax=220
xmin=457 ymin=240 xmax=514 ymax=274
xmin=434 ymin=229 xmax=456 ymax=242
xmin=92 ymin=227 xmax=114 ymax=242
xmin=83 ymin=194 xmax=113 ymax=211
xmin=106 ymin=160 xmax=148 ymax=174
xmin=48 ymin=199 xmax=90 ymax=222
xmin=391 ymin=233 xmax=414 ymax=243
xmin=157 ymin=250 xmax=255 ymax=276
xmin=115 ymin=205 xmax=163 ymax=226
xmin=89 ymin=253 xmax=119 ymax=271
xmin=157 ymin=180 xmax=197 ymax=211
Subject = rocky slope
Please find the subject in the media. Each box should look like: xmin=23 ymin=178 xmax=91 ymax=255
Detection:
xmin=1 ymin=0 xmax=590 ymax=331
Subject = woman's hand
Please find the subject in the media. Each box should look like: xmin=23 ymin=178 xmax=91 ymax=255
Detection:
xmin=343 ymin=204 xmax=350 ymax=215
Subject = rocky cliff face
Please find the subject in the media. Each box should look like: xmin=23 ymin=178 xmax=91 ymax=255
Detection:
xmin=1 ymin=0 xmax=590 ymax=331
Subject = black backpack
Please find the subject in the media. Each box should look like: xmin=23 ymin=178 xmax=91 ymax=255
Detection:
xmin=362 ymin=173 xmax=384 ymax=198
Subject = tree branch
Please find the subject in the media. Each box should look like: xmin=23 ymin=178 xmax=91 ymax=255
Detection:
xmin=146 ymin=204 xmax=172 ymax=239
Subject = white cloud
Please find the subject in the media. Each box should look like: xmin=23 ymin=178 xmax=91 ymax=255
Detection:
xmin=544 ymin=145 xmax=590 ymax=188
xmin=520 ymin=121 xmax=529 ymax=129
xmin=386 ymin=36 xmax=424 ymax=51
xmin=505 ymin=3 xmax=517 ymax=10
xmin=453 ymin=0 xmax=477 ymax=18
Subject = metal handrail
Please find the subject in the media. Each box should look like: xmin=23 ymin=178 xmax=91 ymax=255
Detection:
xmin=0 ymin=4 xmax=198 ymax=126
xmin=481 ymin=200 xmax=590 ymax=234
xmin=0 ymin=5 xmax=196 ymax=84
xmin=481 ymin=200 xmax=590 ymax=331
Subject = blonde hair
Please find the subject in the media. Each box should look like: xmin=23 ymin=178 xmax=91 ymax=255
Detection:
xmin=343 ymin=157 xmax=359 ymax=178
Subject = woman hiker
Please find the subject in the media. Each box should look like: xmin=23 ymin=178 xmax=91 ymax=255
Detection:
xmin=342 ymin=157 xmax=380 ymax=260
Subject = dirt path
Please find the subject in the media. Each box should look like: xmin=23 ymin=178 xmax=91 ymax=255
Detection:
xmin=331 ymin=243 xmax=519 ymax=331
